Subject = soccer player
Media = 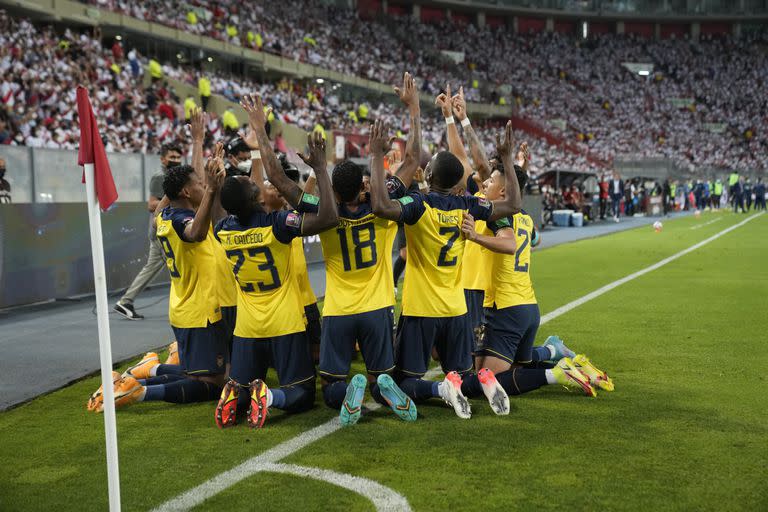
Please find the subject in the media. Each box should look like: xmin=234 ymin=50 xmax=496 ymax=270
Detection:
xmin=311 ymin=72 xmax=422 ymax=426
xmin=369 ymin=119 xmax=523 ymax=419
xmin=459 ymin=144 xmax=614 ymax=405
xmin=88 ymin=159 xmax=230 ymax=412
xmin=213 ymin=105 xmax=338 ymax=429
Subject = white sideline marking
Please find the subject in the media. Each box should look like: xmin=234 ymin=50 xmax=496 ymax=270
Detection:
xmin=155 ymin=212 xmax=763 ymax=512
xmin=541 ymin=212 xmax=763 ymax=325
xmin=690 ymin=216 xmax=723 ymax=230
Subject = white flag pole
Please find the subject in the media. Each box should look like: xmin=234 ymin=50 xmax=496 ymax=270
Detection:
xmin=83 ymin=162 xmax=122 ymax=512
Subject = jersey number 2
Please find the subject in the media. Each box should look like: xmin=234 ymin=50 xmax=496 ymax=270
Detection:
xmin=514 ymin=228 xmax=530 ymax=272
xmin=337 ymin=223 xmax=377 ymax=271
xmin=437 ymin=226 xmax=460 ymax=267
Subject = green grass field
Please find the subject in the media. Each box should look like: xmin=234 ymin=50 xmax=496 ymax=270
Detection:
xmin=1 ymin=211 xmax=767 ymax=511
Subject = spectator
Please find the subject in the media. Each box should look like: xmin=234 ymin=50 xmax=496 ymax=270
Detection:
xmin=198 ymin=74 xmax=211 ymax=112
xmin=0 ymin=157 xmax=10 ymax=203
xmin=221 ymin=106 xmax=239 ymax=136
xmin=609 ymin=172 xmax=624 ymax=222
xmin=598 ymin=174 xmax=609 ymax=220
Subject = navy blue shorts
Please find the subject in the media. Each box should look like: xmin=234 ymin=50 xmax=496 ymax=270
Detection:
xmin=464 ymin=289 xmax=486 ymax=350
xmin=395 ymin=314 xmax=473 ymax=377
xmin=305 ymin=303 xmax=321 ymax=346
xmin=172 ymin=320 xmax=228 ymax=375
xmin=230 ymin=332 xmax=315 ymax=388
xmin=319 ymin=306 xmax=395 ymax=380
xmin=479 ymin=303 xmax=540 ymax=364
xmin=221 ymin=306 xmax=237 ymax=355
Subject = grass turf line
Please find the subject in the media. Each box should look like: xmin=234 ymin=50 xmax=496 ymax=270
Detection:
xmin=0 ymin=211 xmax=765 ymax=511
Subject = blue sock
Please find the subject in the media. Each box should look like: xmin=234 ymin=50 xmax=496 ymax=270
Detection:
xmin=322 ymin=380 xmax=348 ymax=409
xmin=399 ymin=377 xmax=439 ymax=401
xmin=156 ymin=364 xmax=184 ymax=376
xmin=369 ymin=382 xmax=388 ymax=407
xmin=497 ymin=368 xmax=547 ymax=396
xmin=274 ymin=384 xmax=315 ymax=414
xmin=532 ymin=346 xmax=552 ymax=362
xmin=162 ymin=378 xmax=221 ymax=403
xmin=143 ymin=384 xmax=165 ymax=401
xmin=460 ymin=373 xmax=483 ymax=398
xmin=138 ymin=374 xmax=185 ymax=386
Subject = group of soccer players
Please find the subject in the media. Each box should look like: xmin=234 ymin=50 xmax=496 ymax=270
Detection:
xmin=87 ymin=72 xmax=614 ymax=427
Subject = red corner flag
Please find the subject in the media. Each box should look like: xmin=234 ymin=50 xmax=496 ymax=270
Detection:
xmin=77 ymin=86 xmax=118 ymax=210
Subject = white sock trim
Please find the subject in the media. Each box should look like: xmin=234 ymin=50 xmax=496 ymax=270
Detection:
xmin=545 ymin=369 xmax=558 ymax=385
xmin=547 ymin=344 xmax=557 ymax=359
xmin=266 ymin=388 xmax=274 ymax=408
xmin=149 ymin=364 xmax=159 ymax=377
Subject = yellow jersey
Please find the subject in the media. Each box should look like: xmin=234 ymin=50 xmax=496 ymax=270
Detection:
xmin=319 ymin=202 xmax=398 ymax=316
xmin=214 ymin=210 xmax=306 ymax=338
xmin=291 ymin=237 xmax=318 ymax=307
xmin=156 ymin=207 xmax=222 ymax=328
xmin=398 ymin=192 xmax=493 ymax=317
xmin=461 ymin=193 xmax=493 ymax=293
xmin=210 ymin=227 xmax=238 ymax=308
xmin=485 ymin=212 xmax=537 ymax=309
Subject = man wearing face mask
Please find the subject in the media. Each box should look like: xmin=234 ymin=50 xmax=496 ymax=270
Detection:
xmin=114 ymin=143 xmax=183 ymax=319
xmin=0 ymin=158 xmax=10 ymax=204
xmin=224 ymin=137 xmax=254 ymax=177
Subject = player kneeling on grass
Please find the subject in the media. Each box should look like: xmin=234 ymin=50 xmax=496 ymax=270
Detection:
xmin=459 ymin=145 xmax=613 ymax=401
xmin=88 ymin=162 xmax=231 ymax=411
xmin=213 ymin=119 xmax=338 ymax=428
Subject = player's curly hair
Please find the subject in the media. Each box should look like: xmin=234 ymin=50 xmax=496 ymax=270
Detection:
xmin=490 ymin=156 xmax=528 ymax=192
xmin=160 ymin=142 xmax=183 ymax=157
xmin=162 ymin=165 xmax=195 ymax=200
xmin=332 ymin=160 xmax=363 ymax=203
xmin=220 ymin=176 xmax=252 ymax=221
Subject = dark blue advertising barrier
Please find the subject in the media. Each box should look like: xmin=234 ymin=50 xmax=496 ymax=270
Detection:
xmin=0 ymin=196 xmax=540 ymax=309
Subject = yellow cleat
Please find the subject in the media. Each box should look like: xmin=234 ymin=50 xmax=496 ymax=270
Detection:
xmin=122 ymin=352 xmax=160 ymax=380
xmin=164 ymin=341 xmax=179 ymax=366
xmin=552 ymin=357 xmax=597 ymax=397
xmin=113 ymin=376 xmax=144 ymax=409
xmin=572 ymin=354 xmax=614 ymax=392
xmin=87 ymin=371 xmax=121 ymax=412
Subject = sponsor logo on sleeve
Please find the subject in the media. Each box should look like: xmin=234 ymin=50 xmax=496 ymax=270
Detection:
xmin=286 ymin=212 xmax=302 ymax=228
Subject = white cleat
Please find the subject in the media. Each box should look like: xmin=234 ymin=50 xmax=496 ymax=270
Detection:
xmin=477 ymin=368 xmax=510 ymax=416
xmin=440 ymin=371 xmax=471 ymax=419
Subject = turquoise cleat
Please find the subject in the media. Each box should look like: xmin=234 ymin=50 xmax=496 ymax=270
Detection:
xmin=377 ymin=374 xmax=417 ymax=422
xmin=339 ymin=374 xmax=367 ymax=427
xmin=543 ymin=335 xmax=576 ymax=362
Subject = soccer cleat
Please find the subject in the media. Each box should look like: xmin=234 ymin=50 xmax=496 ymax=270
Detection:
xmin=377 ymin=373 xmax=417 ymax=422
xmin=164 ymin=341 xmax=179 ymax=366
xmin=215 ymin=380 xmax=240 ymax=429
xmin=87 ymin=371 xmax=121 ymax=412
xmin=543 ymin=335 xmax=576 ymax=361
xmin=440 ymin=371 xmax=471 ymax=419
xmin=113 ymin=376 xmax=144 ymax=408
xmin=113 ymin=302 xmax=144 ymax=320
xmin=247 ymin=379 xmax=269 ymax=429
xmin=552 ymin=358 xmax=596 ymax=397
xmin=122 ymin=352 xmax=160 ymax=380
xmin=340 ymin=374 xmax=367 ymax=427
xmin=477 ymin=368 xmax=510 ymax=416
xmin=572 ymin=354 xmax=614 ymax=392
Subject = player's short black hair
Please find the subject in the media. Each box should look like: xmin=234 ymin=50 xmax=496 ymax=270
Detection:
xmin=431 ymin=151 xmax=464 ymax=189
xmin=226 ymin=137 xmax=250 ymax=156
xmin=160 ymin=142 xmax=182 ymax=157
xmin=279 ymin=154 xmax=300 ymax=183
xmin=332 ymin=160 xmax=363 ymax=202
xmin=163 ymin=165 xmax=195 ymax=200
xmin=220 ymin=176 xmax=253 ymax=220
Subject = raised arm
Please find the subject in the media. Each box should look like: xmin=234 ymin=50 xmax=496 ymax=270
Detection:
xmin=393 ymin=72 xmax=421 ymax=188
xmin=208 ymin=142 xmax=229 ymax=225
xmin=488 ymin=121 xmax=522 ymax=221
xmin=298 ymin=131 xmax=338 ymax=235
xmin=437 ymin=84 xmax=472 ymax=186
xmin=370 ymin=120 xmax=403 ymax=221
xmin=241 ymin=93 xmax=304 ymax=208
xmin=461 ymin=213 xmax=517 ymax=255
xmin=189 ymin=108 xmax=206 ymax=182
xmin=183 ymin=155 xmax=226 ymax=242
xmin=239 ymin=119 xmax=265 ymax=185
xmin=453 ymin=87 xmax=492 ymax=182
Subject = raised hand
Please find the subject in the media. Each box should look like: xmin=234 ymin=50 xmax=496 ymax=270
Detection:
xmin=189 ymin=108 xmax=206 ymax=141
xmin=240 ymin=93 xmax=271 ymax=131
xmin=297 ymin=131 xmax=327 ymax=171
xmin=515 ymin=141 xmax=530 ymax=171
xmin=435 ymin=83 xmax=452 ymax=117
xmin=461 ymin=212 xmax=477 ymax=241
xmin=394 ymin=72 xmax=418 ymax=112
xmin=205 ymin=142 xmax=226 ymax=191
xmin=240 ymin=127 xmax=259 ymax=150
xmin=496 ymin=121 xmax=515 ymax=161
xmin=369 ymin=120 xmax=393 ymax=157
xmin=451 ymin=86 xmax=467 ymax=121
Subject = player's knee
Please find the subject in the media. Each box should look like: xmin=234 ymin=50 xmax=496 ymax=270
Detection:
xmin=288 ymin=383 xmax=316 ymax=413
